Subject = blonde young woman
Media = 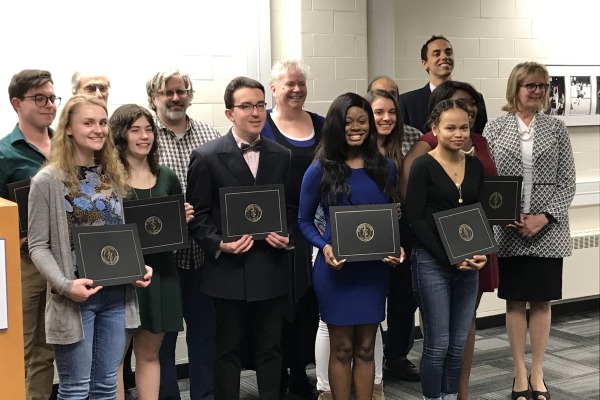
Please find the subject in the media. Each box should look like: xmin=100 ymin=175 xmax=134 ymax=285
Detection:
xmin=484 ymin=62 xmax=575 ymax=400
xmin=28 ymin=95 xmax=152 ymax=399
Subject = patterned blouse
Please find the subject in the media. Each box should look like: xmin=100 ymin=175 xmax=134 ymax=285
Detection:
xmin=64 ymin=165 xmax=123 ymax=251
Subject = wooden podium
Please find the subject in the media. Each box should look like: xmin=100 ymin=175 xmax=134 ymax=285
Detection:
xmin=0 ymin=198 xmax=26 ymax=398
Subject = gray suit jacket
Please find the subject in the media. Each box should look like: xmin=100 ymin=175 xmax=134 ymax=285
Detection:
xmin=483 ymin=112 xmax=576 ymax=258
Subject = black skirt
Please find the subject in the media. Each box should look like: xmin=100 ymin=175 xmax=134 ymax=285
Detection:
xmin=497 ymin=256 xmax=563 ymax=301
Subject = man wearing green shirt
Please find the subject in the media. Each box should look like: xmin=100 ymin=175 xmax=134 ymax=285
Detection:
xmin=0 ymin=69 xmax=58 ymax=400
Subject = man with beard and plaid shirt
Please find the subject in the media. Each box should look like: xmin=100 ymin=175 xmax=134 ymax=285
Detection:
xmin=147 ymin=68 xmax=221 ymax=400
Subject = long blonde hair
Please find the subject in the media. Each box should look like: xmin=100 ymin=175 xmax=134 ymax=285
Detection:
xmin=47 ymin=95 xmax=127 ymax=195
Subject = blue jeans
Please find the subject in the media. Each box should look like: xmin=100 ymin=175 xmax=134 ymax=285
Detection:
xmin=159 ymin=268 xmax=216 ymax=400
xmin=53 ymin=286 xmax=126 ymax=400
xmin=411 ymin=248 xmax=478 ymax=399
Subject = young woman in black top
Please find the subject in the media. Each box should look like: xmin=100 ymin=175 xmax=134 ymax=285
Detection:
xmin=404 ymin=99 xmax=487 ymax=400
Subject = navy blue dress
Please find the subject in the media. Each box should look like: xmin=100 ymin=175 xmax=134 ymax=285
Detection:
xmin=298 ymin=160 xmax=396 ymax=325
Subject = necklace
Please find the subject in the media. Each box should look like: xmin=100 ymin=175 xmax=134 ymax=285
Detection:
xmin=130 ymin=167 xmax=154 ymax=199
xmin=460 ymin=146 xmax=475 ymax=156
xmin=436 ymin=149 xmax=464 ymax=203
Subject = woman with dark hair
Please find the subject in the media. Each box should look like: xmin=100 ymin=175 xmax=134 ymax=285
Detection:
xmin=405 ymin=99 xmax=488 ymax=400
xmin=110 ymin=104 xmax=191 ymax=400
xmin=400 ymin=80 xmax=499 ymax=399
xmin=298 ymin=92 xmax=403 ymax=399
xmin=365 ymin=89 xmax=404 ymax=173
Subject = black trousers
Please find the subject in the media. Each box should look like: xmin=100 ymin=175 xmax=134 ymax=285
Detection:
xmin=213 ymin=295 xmax=286 ymax=400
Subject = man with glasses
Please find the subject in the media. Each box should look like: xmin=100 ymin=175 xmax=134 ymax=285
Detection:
xmin=186 ymin=76 xmax=291 ymax=400
xmin=0 ymin=69 xmax=59 ymax=400
xmin=71 ymin=71 xmax=111 ymax=103
xmin=146 ymin=67 xmax=220 ymax=400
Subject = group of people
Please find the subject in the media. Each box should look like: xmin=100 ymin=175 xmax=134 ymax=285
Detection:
xmin=0 ymin=34 xmax=575 ymax=400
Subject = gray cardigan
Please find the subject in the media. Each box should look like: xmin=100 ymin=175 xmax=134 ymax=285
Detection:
xmin=28 ymin=167 xmax=140 ymax=345
xmin=483 ymin=112 xmax=576 ymax=258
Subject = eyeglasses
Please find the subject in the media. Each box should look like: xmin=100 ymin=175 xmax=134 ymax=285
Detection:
xmin=83 ymin=84 xmax=109 ymax=94
xmin=158 ymin=89 xmax=190 ymax=98
xmin=521 ymin=83 xmax=549 ymax=93
xmin=22 ymin=95 xmax=61 ymax=107
xmin=232 ymin=102 xmax=267 ymax=113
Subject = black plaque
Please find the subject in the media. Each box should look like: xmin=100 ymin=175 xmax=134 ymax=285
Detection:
xmin=482 ymin=176 xmax=523 ymax=225
xmin=330 ymin=203 xmax=400 ymax=262
xmin=123 ymin=194 xmax=189 ymax=255
xmin=73 ymin=224 xmax=145 ymax=286
xmin=220 ymin=184 xmax=287 ymax=242
xmin=7 ymin=179 xmax=30 ymax=238
xmin=433 ymin=202 xmax=498 ymax=265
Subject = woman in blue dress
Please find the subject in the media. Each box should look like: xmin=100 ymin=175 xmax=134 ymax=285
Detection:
xmin=298 ymin=92 xmax=403 ymax=399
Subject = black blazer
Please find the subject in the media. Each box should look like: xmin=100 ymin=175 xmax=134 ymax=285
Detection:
xmin=186 ymin=130 xmax=292 ymax=301
xmin=398 ymin=83 xmax=489 ymax=134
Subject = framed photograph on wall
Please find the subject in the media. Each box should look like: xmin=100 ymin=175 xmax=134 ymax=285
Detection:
xmin=545 ymin=65 xmax=600 ymax=126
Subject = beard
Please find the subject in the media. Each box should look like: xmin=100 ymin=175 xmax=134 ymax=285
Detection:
xmin=157 ymin=102 xmax=188 ymax=122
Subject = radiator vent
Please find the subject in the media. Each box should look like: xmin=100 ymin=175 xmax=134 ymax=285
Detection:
xmin=571 ymin=234 xmax=600 ymax=250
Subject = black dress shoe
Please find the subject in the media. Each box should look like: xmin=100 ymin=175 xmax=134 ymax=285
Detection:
xmin=529 ymin=376 xmax=551 ymax=400
xmin=511 ymin=377 xmax=530 ymax=400
xmin=288 ymin=375 xmax=317 ymax=399
xmin=383 ymin=358 xmax=421 ymax=382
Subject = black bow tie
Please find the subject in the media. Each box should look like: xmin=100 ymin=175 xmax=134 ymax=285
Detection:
xmin=240 ymin=140 xmax=261 ymax=153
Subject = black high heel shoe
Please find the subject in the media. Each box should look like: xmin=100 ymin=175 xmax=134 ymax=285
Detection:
xmin=529 ymin=376 xmax=551 ymax=400
xmin=511 ymin=378 xmax=530 ymax=400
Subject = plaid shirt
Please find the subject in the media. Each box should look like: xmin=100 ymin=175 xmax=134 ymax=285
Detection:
xmin=155 ymin=115 xmax=221 ymax=270
xmin=402 ymin=124 xmax=422 ymax=157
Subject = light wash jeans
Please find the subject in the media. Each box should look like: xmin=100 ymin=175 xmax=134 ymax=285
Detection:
xmin=53 ymin=285 xmax=126 ymax=400
xmin=411 ymin=248 xmax=478 ymax=399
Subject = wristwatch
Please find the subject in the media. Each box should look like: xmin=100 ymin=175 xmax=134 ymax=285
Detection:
xmin=542 ymin=212 xmax=556 ymax=223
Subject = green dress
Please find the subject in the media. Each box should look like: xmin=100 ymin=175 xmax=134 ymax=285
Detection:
xmin=126 ymin=166 xmax=184 ymax=333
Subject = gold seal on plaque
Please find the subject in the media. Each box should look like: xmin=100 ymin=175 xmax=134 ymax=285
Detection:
xmin=245 ymin=204 xmax=262 ymax=222
xmin=101 ymin=245 xmax=119 ymax=266
xmin=458 ymin=224 xmax=474 ymax=242
xmin=145 ymin=216 xmax=163 ymax=235
xmin=356 ymin=223 xmax=375 ymax=242
xmin=489 ymin=192 xmax=503 ymax=209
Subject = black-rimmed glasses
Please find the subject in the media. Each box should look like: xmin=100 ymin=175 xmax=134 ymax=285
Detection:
xmin=22 ymin=95 xmax=61 ymax=107
xmin=232 ymin=102 xmax=267 ymax=113
xmin=158 ymin=89 xmax=190 ymax=98
xmin=521 ymin=83 xmax=549 ymax=93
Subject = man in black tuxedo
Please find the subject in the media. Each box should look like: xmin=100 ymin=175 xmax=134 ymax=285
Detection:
xmin=398 ymin=35 xmax=488 ymax=133
xmin=186 ymin=76 xmax=292 ymax=400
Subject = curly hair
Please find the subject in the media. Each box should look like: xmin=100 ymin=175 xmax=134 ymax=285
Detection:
xmin=109 ymin=104 xmax=160 ymax=177
xmin=316 ymin=92 xmax=398 ymax=206
xmin=427 ymin=98 xmax=471 ymax=130
xmin=47 ymin=95 xmax=127 ymax=196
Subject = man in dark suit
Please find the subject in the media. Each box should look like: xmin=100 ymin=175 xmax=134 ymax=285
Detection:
xmin=398 ymin=35 xmax=488 ymax=133
xmin=187 ymin=76 xmax=292 ymax=400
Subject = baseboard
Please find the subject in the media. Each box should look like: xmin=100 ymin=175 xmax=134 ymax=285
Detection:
xmin=384 ymin=295 xmax=600 ymax=341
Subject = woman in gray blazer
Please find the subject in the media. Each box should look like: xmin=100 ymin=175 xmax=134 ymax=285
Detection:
xmin=483 ymin=62 xmax=576 ymax=400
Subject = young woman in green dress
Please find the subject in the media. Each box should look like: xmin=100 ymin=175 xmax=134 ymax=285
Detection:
xmin=111 ymin=104 xmax=193 ymax=399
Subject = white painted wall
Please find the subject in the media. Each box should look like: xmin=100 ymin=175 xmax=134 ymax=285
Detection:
xmin=0 ymin=0 xmax=272 ymax=136
xmin=367 ymin=0 xmax=600 ymax=318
